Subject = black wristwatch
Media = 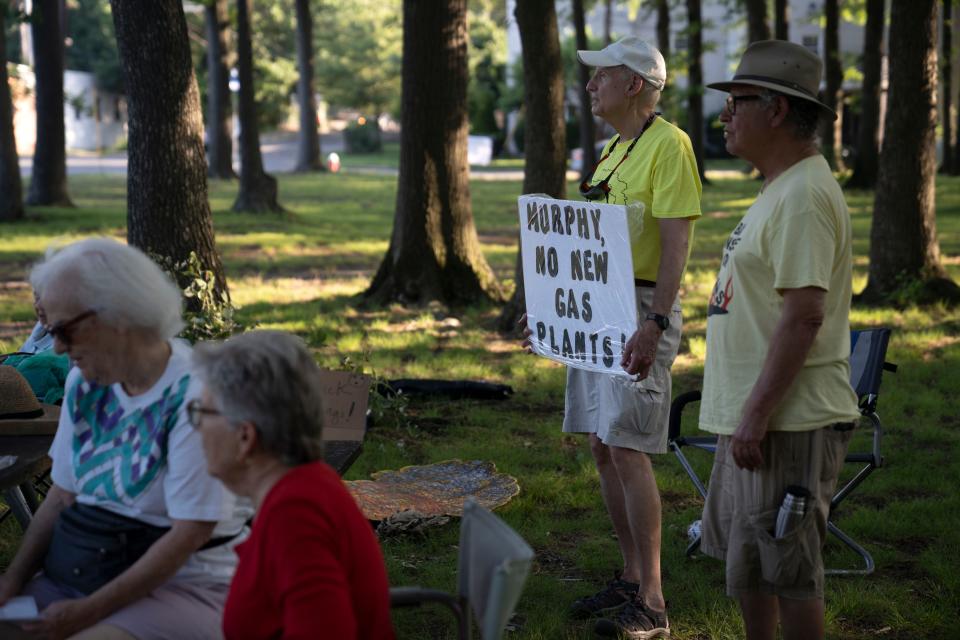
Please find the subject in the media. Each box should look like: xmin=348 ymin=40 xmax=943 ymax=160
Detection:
xmin=645 ymin=312 xmax=670 ymax=331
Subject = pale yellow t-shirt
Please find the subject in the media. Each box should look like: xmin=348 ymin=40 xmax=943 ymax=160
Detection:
xmin=589 ymin=117 xmax=702 ymax=281
xmin=699 ymin=155 xmax=860 ymax=434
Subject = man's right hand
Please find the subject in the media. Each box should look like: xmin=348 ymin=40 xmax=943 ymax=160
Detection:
xmin=518 ymin=313 xmax=534 ymax=353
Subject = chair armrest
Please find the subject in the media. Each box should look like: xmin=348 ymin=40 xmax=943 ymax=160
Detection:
xmin=668 ymin=390 xmax=702 ymax=442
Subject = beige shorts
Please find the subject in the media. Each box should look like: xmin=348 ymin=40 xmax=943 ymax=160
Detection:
xmin=700 ymin=426 xmax=853 ymax=600
xmin=562 ymin=287 xmax=682 ymax=454
xmin=20 ymin=573 xmax=229 ymax=640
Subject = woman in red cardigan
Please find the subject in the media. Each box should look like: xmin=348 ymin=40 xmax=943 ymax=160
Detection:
xmin=189 ymin=330 xmax=395 ymax=640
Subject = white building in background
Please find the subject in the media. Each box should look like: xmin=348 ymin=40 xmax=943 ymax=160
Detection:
xmin=505 ymin=0 xmax=883 ymax=153
xmin=11 ymin=66 xmax=127 ymax=154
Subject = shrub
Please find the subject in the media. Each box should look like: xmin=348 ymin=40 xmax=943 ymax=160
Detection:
xmin=344 ymin=118 xmax=382 ymax=153
xmin=152 ymin=252 xmax=246 ymax=344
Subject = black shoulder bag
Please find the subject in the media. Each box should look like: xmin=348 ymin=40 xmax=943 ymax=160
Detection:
xmin=43 ymin=502 xmax=238 ymax=595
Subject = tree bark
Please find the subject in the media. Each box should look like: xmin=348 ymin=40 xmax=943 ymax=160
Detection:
xmin=572 ymin=0 xmax=596 ymax=182
xmin=604 ymin=0 xmax=613 ymax=45
xmin=941 ymin=0 xmax=954 ymax=174
xmin=743 ymin=0 xmax=770 ymax=43
xmin=0 ymin=9 xmax=24 ymax=222
xmin=656 ymin=0 xmax=670 ymax=65
xmin=686 ymin=0 xmax=707 ymax=183
xmin=26 ymin=0 xmax=71 ymax=206
xmin=364 ymin=0 xmax=502 ymax=307
xmin=294 ymin=0 xmax=324 ymax=172
xmin=233 ymin=0 xmax=281 ymax=212
xmin=861 ymin=0 xmax=960 ymax=305
xmin=498 ymin=0 xmax=567 ymax=332
xmin=774 ymin=0 xmax=789 ymax=40
xmin=110 ymin=0 xmax=228 ymax=297
xmin=847 ymin=0 xmax=884 ymax=189
xmin=204 ymin=0 xmax=235 ymax=179
xmin=821 ymin=0 xmax=844 ymax=170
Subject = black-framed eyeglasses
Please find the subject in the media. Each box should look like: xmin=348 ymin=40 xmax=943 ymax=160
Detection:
xmin=44 ymin=309 xmax=97 ymax=348
xmin=725 ymin=94 xmax=765 ymax=115
xmin=186 ymin=399 xmax=222 ymax=429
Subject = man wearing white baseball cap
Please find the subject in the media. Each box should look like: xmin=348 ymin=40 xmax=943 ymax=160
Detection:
xmin=563 ymin=35 xmax=702 ymax=639
xmin=699 ymin=40 xmax=858 ymax=640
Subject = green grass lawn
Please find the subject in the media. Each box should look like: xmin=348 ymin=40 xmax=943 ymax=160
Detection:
xmin=1 ymin=164 xmax=959 ymax=639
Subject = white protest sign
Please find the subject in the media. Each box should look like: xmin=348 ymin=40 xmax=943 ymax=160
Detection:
xmin=518 ymin=195 xmax=640 ymax=376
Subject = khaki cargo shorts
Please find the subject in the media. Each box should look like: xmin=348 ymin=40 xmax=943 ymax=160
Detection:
xmin=562 ymin=287 xmax=682 ymax=455
xmin=700 ymin=425 xmax=853 ymax=600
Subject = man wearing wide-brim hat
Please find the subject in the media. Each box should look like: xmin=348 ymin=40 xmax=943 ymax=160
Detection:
xmin=696 ymin=40 xmax=860 ymax=640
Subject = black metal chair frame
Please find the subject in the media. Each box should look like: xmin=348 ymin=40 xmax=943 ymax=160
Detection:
xmin=669 ymin=328 xmax=896 ymax=576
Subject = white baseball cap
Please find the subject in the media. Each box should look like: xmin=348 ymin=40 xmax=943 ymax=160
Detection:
xmin=577 ymin=36 xmax=667 ymax=90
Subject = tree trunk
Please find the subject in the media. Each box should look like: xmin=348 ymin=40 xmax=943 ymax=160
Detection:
xmin=0 ymin=9 xmax=24 ymax=222
xmin=294 ymin=0 xmax=324 ymax=172
xmin=653 ymin=0 xmax=673 ymax=120
xmin=941 ymin=0 xmax=954 ymax=174
xmin=233 ymin=0 xmax=281 ymax=212
xmin=204 ymin=0 xmax=235 ymax=179
xmin=861 ymin=0 xmax=960 ymax=305
xmin=26 ymin=0 xmax=71 ymax=206
xmin=498 ymin=0 xmax=567 ymax=332
xmin=604 ymin=0 xmax=613 ymax=45
xmin=743 ymin=0 xmax=770 ymax=43
xmin=774 ymin=0 xmax=789 ymax=40
xmin=656 ymin=0 xmax=670 ymax=64
xmin=847 ymin=0 xmax=884 ymax=189
xmin=686 ymin=0 xmax=708 ymax=183
xmin=572 ymin=0 xmax=596 ymax=182
xmin=111 ymin=0 xmax=228 ymax=297
xmin=821 ymin=0 xmax=844 ymax=170
xmin=364 ymin=0 xmax=502 ymax=307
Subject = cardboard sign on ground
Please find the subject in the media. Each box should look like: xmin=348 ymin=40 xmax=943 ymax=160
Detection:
xmin=318 ymin=370 xmax=372 ymax=441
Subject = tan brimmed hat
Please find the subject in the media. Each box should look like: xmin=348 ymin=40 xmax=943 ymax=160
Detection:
xmin=0 ymin=365 xmax=60 ymax=435
xmin=577 ymin=36 xmax=667 ymax=90
xmin=707 ymin=40 xmax=837 ymax=121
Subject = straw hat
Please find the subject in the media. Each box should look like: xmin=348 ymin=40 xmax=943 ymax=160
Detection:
xmin=0 ymin=365 xmax=60 ymax=435
xmin=707 ymin=40 xmax=837 ymax=121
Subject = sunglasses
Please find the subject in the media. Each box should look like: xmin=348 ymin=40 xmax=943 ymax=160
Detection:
xmin=45 ymin=309 xmax=97 ymax=348
xmin=186 ymin=399 xmax=222 ymax=429
xmin=724 ymin=94 xmax=765 ymax=115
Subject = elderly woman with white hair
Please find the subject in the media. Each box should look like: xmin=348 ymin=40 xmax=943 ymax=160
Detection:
xmin=189 ymin=330 xmax=394 ymax=640
xmin=0 ymin=238 xmax=248 ymax=640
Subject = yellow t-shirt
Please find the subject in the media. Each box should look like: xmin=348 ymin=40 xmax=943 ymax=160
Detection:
xmin=588 ymin=117 xmax=703 ymax=281
xmin=699 ymin=155 xmax=860 ymax=434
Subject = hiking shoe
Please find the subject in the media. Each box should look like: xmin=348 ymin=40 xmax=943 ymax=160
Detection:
xmin=569 ymin=576 xmax=640 ymax=620
xmin=594 ymin=598 xmax=670 ymax=639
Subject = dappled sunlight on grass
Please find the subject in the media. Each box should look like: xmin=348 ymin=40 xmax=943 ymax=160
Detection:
xmin=1 ymin=166 xmax=959 ymax=638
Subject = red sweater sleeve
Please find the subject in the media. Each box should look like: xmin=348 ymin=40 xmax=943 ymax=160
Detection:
xmin=262 ymin=497 xmax=359 ymax=639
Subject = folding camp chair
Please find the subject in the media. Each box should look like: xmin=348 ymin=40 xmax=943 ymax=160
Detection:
xmin=390 ymin=497 xmax=535 ymax=640
xmin=669 ymin=328 xmax=896 ymax=576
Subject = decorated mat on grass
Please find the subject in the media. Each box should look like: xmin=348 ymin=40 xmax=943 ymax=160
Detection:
xmin=346 ymin=459 xmax=519 ymax=521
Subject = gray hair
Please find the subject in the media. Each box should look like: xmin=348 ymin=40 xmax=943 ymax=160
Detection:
xmin=192 ymin=330 xmax=325 ymax=466
xmin=759 ymin=90 xmax=822 ymax=142
xmin=30 ymin=237 xmax=184 ymax=339
xmin=616 ymin=66 xmax=662 ymax=110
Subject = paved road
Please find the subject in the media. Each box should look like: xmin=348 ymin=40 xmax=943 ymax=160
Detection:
xmin=18 ymin=131 xmax=346 ymax=177
xmin=17 ymin=132 xmax=574 ymax=181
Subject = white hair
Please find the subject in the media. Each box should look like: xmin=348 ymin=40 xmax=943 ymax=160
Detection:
xmin=29 ymin=237 xmax=184 ymax=339
xmin=616 ymin=66 xmax=661 ymax=112
xmin=192 ymin=330 xmax=325 ymax=466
